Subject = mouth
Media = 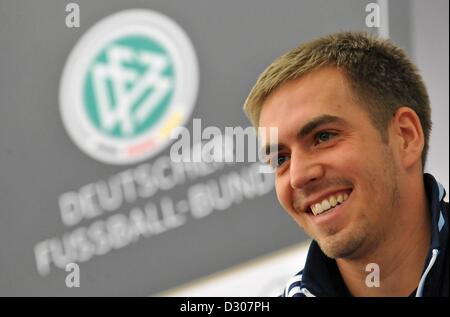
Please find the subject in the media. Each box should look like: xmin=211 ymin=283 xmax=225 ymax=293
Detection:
xmin=305 ymin=189 xmax=353 ymax=217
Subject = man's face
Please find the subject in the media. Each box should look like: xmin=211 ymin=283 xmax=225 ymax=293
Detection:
xmin=259 ymin=67 xmax=399 ymax=260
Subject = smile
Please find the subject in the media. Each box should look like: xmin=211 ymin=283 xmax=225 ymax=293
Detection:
xmin=308 ymin=190 xmax=352 ymax=216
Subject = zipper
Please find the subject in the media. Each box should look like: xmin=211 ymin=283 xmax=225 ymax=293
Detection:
xmin=415 ymin=249 xmax=439 ymax=297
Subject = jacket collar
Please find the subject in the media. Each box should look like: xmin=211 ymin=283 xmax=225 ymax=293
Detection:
xmin=300 ymin=173 xmax=448 ymax=297
xmin=424 ymin=173 xmax=447 ymax=251
xmin=419 ymin=173 xmax=448 ymax=296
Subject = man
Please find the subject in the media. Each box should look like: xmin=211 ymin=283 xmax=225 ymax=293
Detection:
xmin=243 ymin=32 xmax=448 ymax=297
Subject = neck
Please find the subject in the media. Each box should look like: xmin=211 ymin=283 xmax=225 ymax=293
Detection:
xmin=336 ymin=176 xmax=431 ymax=297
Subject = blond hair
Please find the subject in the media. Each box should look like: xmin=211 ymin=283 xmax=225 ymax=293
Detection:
xmin=243 ymin=31 xmax=431 ymax=166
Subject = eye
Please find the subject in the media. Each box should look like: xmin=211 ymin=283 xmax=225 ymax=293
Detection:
xmin=267 ymin=154 xmax=289 ymax=170
xmin=276 ymin=155 xmax=289 ymax=167
xmin=314 ymin=131 xmax=338 ymax=145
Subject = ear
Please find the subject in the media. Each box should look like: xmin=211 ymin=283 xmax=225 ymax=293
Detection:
xmin=390 ymin=107 xmax=425 ymax=170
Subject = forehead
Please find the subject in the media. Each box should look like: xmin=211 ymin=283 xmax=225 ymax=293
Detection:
xmin=258 ymin=67 xmax=363 ymax=135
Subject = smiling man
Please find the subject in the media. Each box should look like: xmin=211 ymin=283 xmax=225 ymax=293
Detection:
xmin=243 ymin=32 xmax=448 ymax=297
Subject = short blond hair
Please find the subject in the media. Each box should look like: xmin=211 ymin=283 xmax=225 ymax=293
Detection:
xmin=243 ymin=31 xmax=431 ymax=166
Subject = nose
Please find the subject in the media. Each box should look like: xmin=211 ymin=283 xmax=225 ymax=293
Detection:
xmin=289 ymin=149 xmax=325 ymax=190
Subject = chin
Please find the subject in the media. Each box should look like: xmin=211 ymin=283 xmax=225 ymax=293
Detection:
xmin=316 ymin=226 xmax=367 ymax=259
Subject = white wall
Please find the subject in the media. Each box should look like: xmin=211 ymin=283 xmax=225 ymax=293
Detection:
xmin=411 ymin=0 xmax=449 ymax=191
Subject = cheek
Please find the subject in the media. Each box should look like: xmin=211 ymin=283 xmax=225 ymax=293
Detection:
xmin=275 ymin=175 xmax=309 ymax=231
xmin=324 ymin=140 xmax=369 ymax=176
xmin=275 ymin=176 xmax=294 ymax=213
xmin=326 ymin=140 xmax=396 ymax=208
xmin=336 ymin=141 xmax=392 ymax=181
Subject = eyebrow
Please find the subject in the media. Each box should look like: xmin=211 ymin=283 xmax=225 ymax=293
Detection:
xmin=262 ymin=114 xmax=346 ymax=155
xmin=263 ymin=143 xmax=285 ymax=156
xmin=297 ymin=114 xmax=346 ymax=138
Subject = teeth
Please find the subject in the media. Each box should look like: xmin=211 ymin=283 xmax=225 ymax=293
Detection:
xmin=321 ymin=200 xmax=331 ymax=211
xmin=314 ymin=203 xmax=323 ymax=215
xmin=329 ymin=196 xmax=337 ymax=207
xmin=310 ymin=192 xmax=350 ymax=216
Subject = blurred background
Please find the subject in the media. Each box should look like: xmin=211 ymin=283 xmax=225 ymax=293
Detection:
xmin=0 ymin=0 xmax=448 ymax=296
